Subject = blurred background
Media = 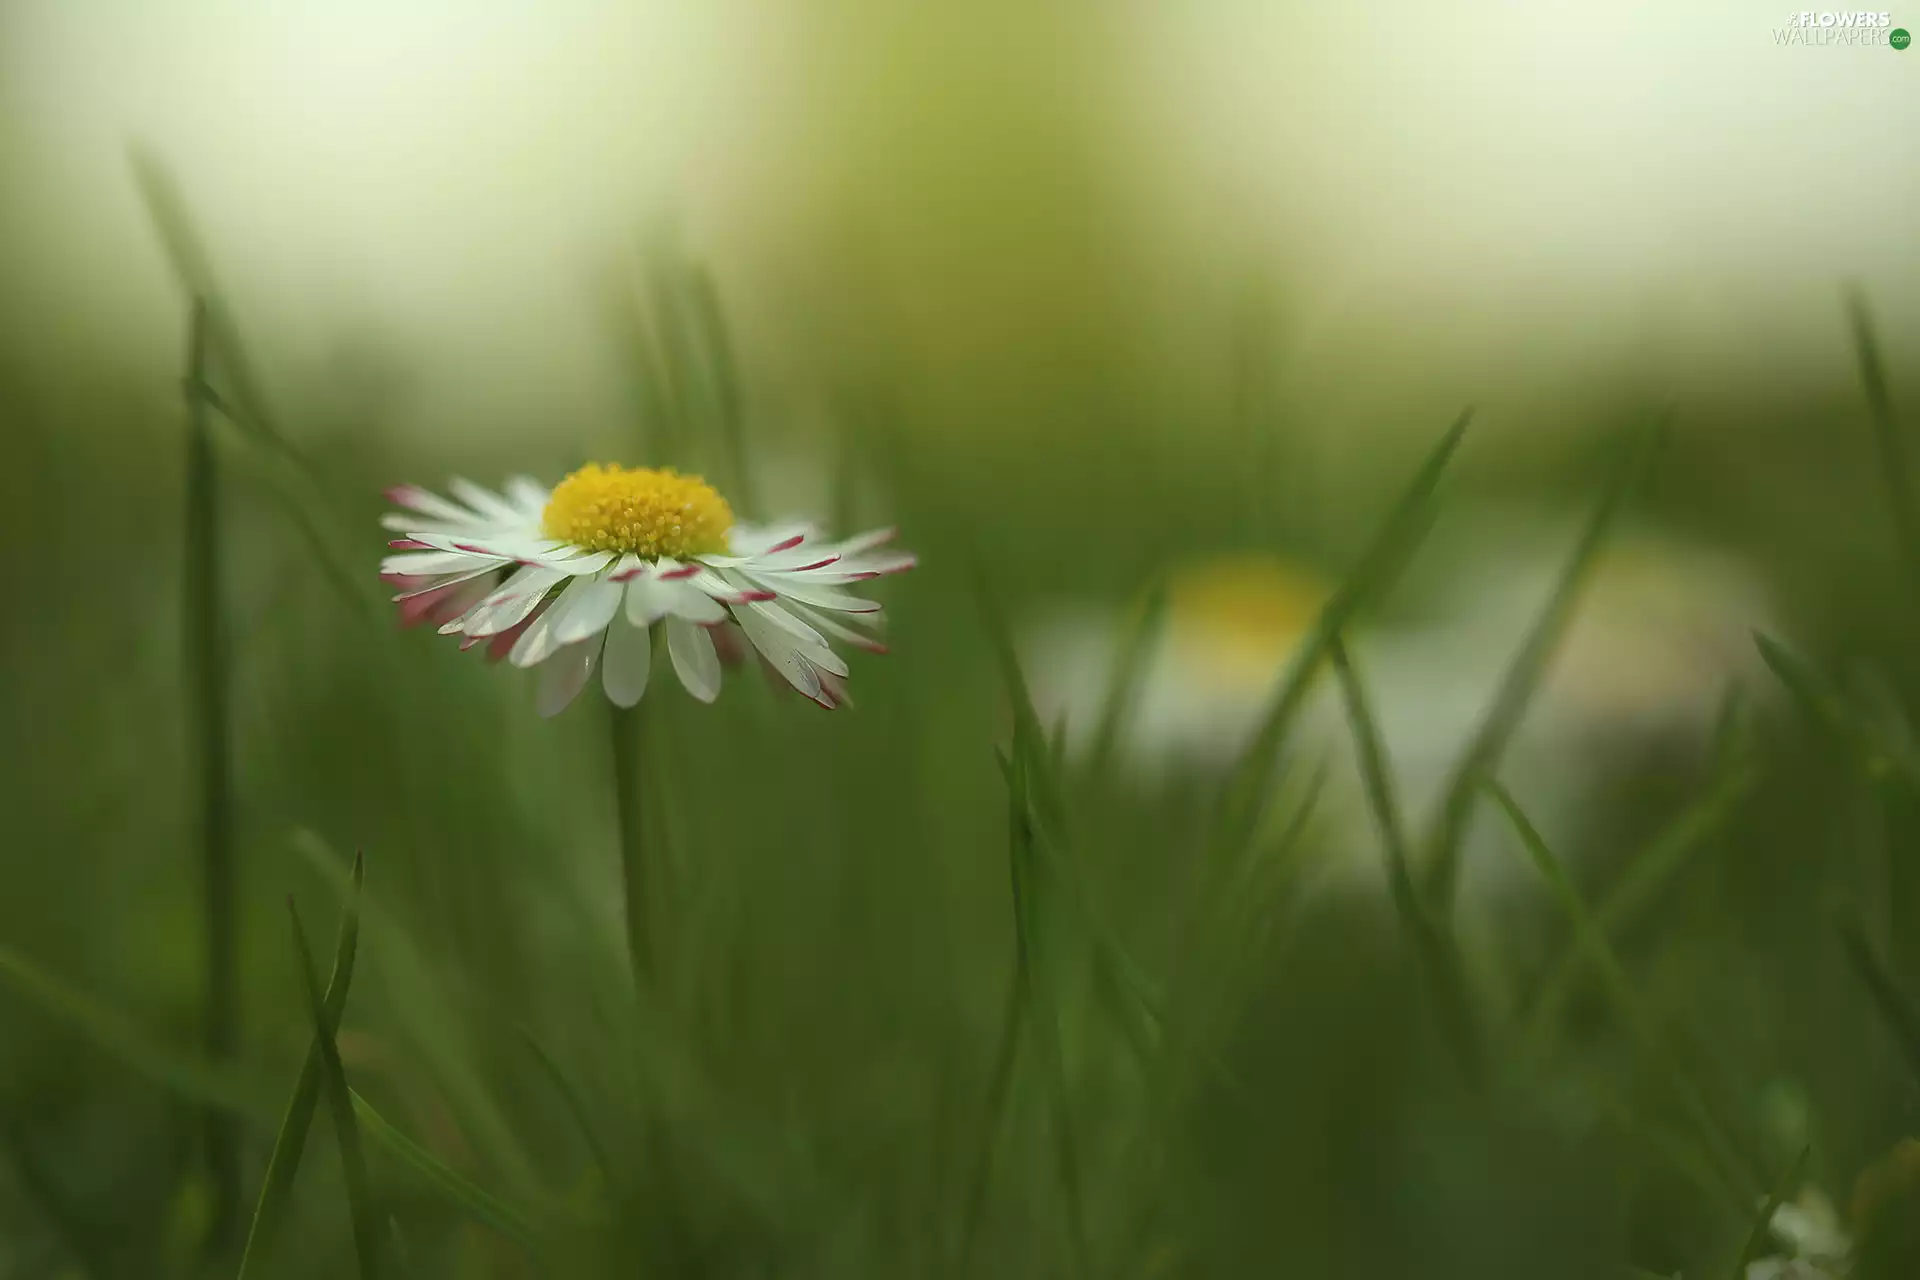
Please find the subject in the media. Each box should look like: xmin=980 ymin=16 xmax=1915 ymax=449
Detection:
xmin=4 ymin=2 xmax=1920 ymax=1277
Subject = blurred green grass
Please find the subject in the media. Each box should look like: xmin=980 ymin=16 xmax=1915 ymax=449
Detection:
xmin=3 ymin=179 xmax=1920 ymax=1280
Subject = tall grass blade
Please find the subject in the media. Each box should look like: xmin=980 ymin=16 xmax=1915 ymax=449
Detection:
xmin=1218 ymin=408 xmax=1471 ymax=846
xmin=1836 ymin=907 xmax=1920 ymax=1082
xmin=238 ymin=852 xmax=365 ymax=1278
xmin=1425 ymin=413 xmax=1668 ymax=906
xmin=518 ymin=1031 xmax=618 ymax=1194
xmin=1524 ymin=745 xmax=1756 ymax=1034
xmin=1006 ymin=727 xmax=1092 ymax=1280
xmin=181 ymin=298 xmax=240 ymax=1249
xmin=350 ymin=1090 xmax=541 ymax=1254
xmin=686 ymin=264 xmax=755 ymax=511
xmin=1846 ymin=290 xmax=1920 ymax=602
xmin=132 ymin=150 xmax=287 ymax=452
xmin=289 ymin=901 xmax=381 ymax=1276
xmin=1725 ymin=1143 xmax=1809 ymax=1280
xmin=1755 ymin=632 xmax=1920 ymax=787
xmin=1084 ymin=583 xmax=1167 ymax=780
xmin=0 ymin=946 xmax=269 ymax=1117
xmin=1330 ymin=636 xmax=1485 ymax=1084
xmin=1485 ymin=780 xmax=1758 ymax=1209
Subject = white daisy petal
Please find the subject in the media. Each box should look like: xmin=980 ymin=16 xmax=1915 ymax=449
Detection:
xmin=382 ymin=513 xmax=490 ymax=536
xmin=385 ymin=484 xmax=482 ymax=524
xmin=461 ymin=566 xmax=564 ymax=637
xmin=666 ymin=617 xmax=722 ymax=703
xmin=448 ymin=477 xmax=524 ymax=524
xmin=736 ymin=605 xmax=825 ymax=700
xmin=381 ymin=550 xmax=490 ymax=576
xmin=508 ymin=603 xmax=564 ymax=669
xmin=602 ymin=618 xmax=653 ymax=707
xmin=839 ymin=527 xmax=898 ymax=555
xmin=788 ymin=600 xmax=888 ymax=653
xmin=747 ymin=600 xmax=852 ymax=677
xmin=392 ymin=564 xmax=497 ymax=601
xmin=548 ymin=575 xmax=624 ymax=646
xmin=548 ymin=551 xmax=618 ymax=577
xmin=506 ymin=475 xmax=551 ymax=516
xmin=625 ymin=574 xmax=683 ymax=627
xmin=744 ymin=573 xmax=882 ymax=614
xmin=670 ymin=582 xmax=730 ymax=624
xmin=725 ymin=522 xmax=818 ymax=557
xmin=536 ymin=635 xmax=602 ymax=718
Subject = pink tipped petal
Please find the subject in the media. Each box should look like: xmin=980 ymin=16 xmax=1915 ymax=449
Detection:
xmin=486 ymin=605 xmax=545 ymax=663
xmin=394 ymin=565 xmax=497 ymax=601
xmin=388 ymin=538 xmax=430 ymax=550
xmin=834 ymin=527 xmax=897 ymax=556
xmin=508 ymin=604 xmax=564 ymax=669
xmin=710 ymin=623 xmax=749 ymax=668
xmin=385 ymin=484 xmax=478 ymax=524
xmin=666 ymin=617 xmax=722 ymax=702
xmin=536 ymin=634 xmax=602 ymax=718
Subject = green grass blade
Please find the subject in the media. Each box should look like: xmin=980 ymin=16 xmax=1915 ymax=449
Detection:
xmin=1524 ymin=749 xmax=1756 ymax=1035
xmin=238 ymin=852 xmax=365 ymax=1278
xmin=517 ymin=1031 xmax=618 ymax=1194
xmin=1330 ymin=636 xmax=1485 ymax=1084
xmin=2 ymin=1120 xmax=110 ymax=1280
xmin=1846 ymin=289 xmax=1920 ymax=602
xmin=289 ymin=901 xmax=381 ymax=1277
xmin=131 ymin=150 xmax=289 ymax=454
xmin=1485 ymin=780 xmax=1758 ymax=1209
xmin=0 ymin=946 xmax=270 ymax=1118
xmin=686 ymin=264 xmax=754 ymax=511
xmin=1425 ymin=413 xmax=1667 ymax=905
xmin=182 ymin=299 xmax=241 ymax=1251
xmin=1835 ymin=907 xmax=1920 ymax=1082
xmin=1084 ymin=583 xmax=1167 ymax=779
xmin=1752 ymin=632 xmax=1920 ymax=787
xmin=1724 ymin=1143 xmax=1808 ymax=1280
xmin=1007 ymin=727 xmax=1092 ymax=1280
xmin=954 ymin=957 xmax=1026 ymax=1275
xmin=1218 ymin=408 xmax=1471 ymax=846
xmin=350 ymin=1090 xmax=541 ymax=1254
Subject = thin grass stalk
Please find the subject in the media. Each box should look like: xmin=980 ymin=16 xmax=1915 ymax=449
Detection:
xmin=1424 ymin=413 xmax=1667 ymax=908
xmin=1846 ymin=289 xmax=1920 ymax=604
xmin=1007 ymin=736 xmax=1093 ymax=1280
xmin=1836 ymin=906 xmax=1920 ymax=1082
xmin=1329 ymin=636 xmax=1486 ymax=1085
xmin=609 ymin=700 xmax=652 ymax=990
xmin=238 ymin=852 xmax=366 ymax=1278
xmin=1725 ymin=1144 xmax=1809 ymax=1280
xmin=1084 ymin=583 xmax=1167 ymax=781
xmin=289 ymin=902 xmax=381 ymax=1277
xmin=1523 ymin=755 xmax=1755 ymax=1036
xmin=1214 ymin=410 xmax=1469 ymax=850
xmin=1486 ymin=780 xmax=1760 ymax=1209
xmin=182 ymin=299 xmax=239 ymax=1251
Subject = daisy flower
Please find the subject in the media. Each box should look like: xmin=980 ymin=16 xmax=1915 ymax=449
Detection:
xmin=380 ymin=463 xmax=913 ymax=715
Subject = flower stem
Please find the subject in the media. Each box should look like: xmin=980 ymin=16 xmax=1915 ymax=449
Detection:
xmin=182 ymin=299 xmax=238 ymax=1248
xmin=608 ymin=700 xmax=650 ymax=989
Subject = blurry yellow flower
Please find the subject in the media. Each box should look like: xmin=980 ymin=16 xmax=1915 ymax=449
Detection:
xmin=1023 ymin=550 xmax=1337 ymax=775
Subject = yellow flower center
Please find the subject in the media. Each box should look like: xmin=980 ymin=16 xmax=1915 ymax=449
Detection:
xmin=542 ymin=464 xmax=735 ymax=559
